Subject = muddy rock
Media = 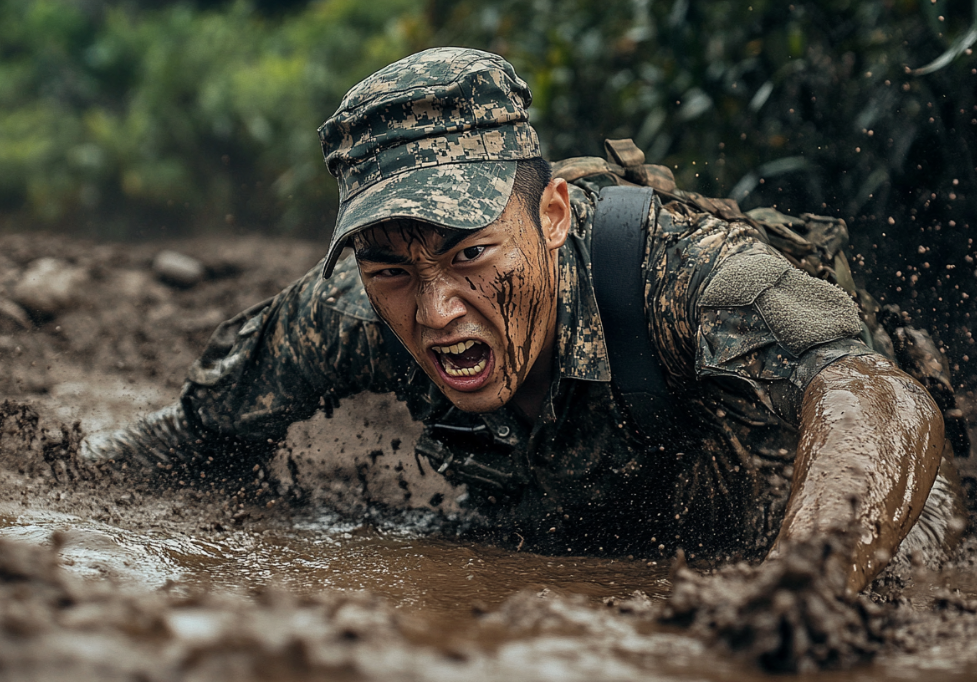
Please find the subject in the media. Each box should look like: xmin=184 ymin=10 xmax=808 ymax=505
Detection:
xmin=0 ymin=400 xmax=86 ymax=480
xmin=153 ymin=250 xmax=206 ymax=288
xmin=11 ymin=257 xmax=88 ymax=317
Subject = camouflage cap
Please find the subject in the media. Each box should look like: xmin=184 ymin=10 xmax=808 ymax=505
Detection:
xmin=317 ymin=47 xmax=540 ymax=278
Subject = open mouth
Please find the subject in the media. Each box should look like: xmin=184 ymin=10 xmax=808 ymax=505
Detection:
xmin=430 ymin=339 xmax=493 ymax=390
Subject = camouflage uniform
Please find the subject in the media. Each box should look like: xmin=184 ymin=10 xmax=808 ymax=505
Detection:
xmin=96 ymin=48 xmax=927 ymax=561
xmin=110 ymin=185 xmax=877 ymax=561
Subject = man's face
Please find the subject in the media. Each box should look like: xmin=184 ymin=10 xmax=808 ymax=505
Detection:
xmin=353 ymin=186 xmax=567 ymax=413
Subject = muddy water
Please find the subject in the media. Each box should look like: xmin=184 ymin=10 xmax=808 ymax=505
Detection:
xmin=3 ymin=261 xmax=977 ymax=679
xmin=5 ymin=444 xmax=977 ymax=678
xmin=5 ymin=370 xmax=672 ymax=617
xmin=0 ymin=507 xmax=671 ymax=612
xmin=6 ymin=505 xmax=977 ymax=682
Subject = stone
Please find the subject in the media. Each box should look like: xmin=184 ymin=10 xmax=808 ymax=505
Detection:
xmin=152 ymin=250 xmax=206 ymax=288
xmin=12 ymin=258 xmax=88 ymax=316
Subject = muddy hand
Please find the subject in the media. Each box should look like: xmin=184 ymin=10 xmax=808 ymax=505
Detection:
xmin=661 ymin=532 xmax=882 ymax=672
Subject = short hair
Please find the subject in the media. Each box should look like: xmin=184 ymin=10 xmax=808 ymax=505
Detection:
xmin=511 ymin=157 xmax=552 ymax=233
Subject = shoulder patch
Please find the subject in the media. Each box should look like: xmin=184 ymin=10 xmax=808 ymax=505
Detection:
xmin=755 ymin=268 xmax=863 ymax=356
xmin=699 ymin=252 xmax=791 ymax=308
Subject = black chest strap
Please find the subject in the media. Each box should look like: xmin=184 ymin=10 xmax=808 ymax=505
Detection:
xmin=591 ymin=185 xmax=674 ymax=438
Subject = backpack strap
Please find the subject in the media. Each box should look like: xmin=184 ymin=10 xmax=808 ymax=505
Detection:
xmin=591 ymin=185 xmax=674 ymax=439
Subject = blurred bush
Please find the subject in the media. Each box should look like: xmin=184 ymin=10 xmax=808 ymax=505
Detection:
xmin=1 ymin=0 xmax=976 ymax=373
xmin=430 ymin=0 xmax=977 ymax=374
xmin=0 ymin=0 xmax=428 ymax=238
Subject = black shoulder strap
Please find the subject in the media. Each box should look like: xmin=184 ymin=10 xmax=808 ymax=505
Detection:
xmin=591 ymin=185 xmax=674 ymax=438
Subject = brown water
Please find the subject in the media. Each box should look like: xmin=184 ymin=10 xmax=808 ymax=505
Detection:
xmin=4 ymin=504 xmax=977 ymax=682
xmin=0 ymin=507 xmax=671 ymax=608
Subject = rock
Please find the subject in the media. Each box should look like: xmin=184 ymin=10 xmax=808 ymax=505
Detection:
xmin=0 ymin=298 xmax=30 ymax=329
xmin=12 ymin=258 xmax=88 ymax=317
xmin=152 ymin=250 xmax=205 ymax=288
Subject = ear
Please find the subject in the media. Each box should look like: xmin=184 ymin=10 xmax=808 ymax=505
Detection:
xmin=539 ymin=177 xmax=571 ymax=252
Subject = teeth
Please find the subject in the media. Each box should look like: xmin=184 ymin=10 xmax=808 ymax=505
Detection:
xmin=442 ymin=358 xmax=487 ymax=378
xmin=433 ymin=339 xmax=477 ymax=355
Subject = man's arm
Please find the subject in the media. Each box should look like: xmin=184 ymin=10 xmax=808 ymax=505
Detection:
xmin=767 ymin=353 xmax=945 ymax=593
xmin=86 ymin=256 xmax=400 ymax=488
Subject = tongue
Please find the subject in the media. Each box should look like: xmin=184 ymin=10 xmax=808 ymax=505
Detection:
xmin=445 ymin=343 xmax=488 ymax=369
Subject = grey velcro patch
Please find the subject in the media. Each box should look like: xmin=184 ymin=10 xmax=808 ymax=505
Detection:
xmin=699 ymin=252 xmax=791 ymax=308
xmin=755 ymin=268 xmax=863 ymax=356
xmin=700 ymin=251 xmax=863 ymax=357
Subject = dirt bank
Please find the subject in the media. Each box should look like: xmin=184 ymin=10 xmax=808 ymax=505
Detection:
xmin=3 ymin=232 xmax=977 ymax=680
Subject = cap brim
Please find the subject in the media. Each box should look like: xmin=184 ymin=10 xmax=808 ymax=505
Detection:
xmin=321 ymin=160 xmax=517 ymax=278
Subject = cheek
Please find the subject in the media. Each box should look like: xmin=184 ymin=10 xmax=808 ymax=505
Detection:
xmin=485 ymin=241 xmax=553 ymax=383
xmin=364 ymin=284 xmax=413 ymax=332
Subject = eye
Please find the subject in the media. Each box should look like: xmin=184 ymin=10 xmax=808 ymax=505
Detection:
xmin=374 ymin=267 xmax=407 ymax=279
xmin=454 ymin=245 xmax=486 ymax=263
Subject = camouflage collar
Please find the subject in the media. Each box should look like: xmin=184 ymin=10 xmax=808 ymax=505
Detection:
xmin=555 ymin=225 xmax=612 ymax=383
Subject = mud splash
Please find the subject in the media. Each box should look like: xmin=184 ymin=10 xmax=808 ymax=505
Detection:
xmin=5 ymin=233 xmax=977 ymax=680
xmin=3 ymin=400 xmax=977 ymax=680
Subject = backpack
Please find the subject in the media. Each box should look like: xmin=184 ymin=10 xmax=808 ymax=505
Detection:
xmin=564 ymin=138 xmax=969 ymax=459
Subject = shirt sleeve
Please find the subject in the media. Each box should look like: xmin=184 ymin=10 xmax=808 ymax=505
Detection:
xmin=646 ymin=201 xmax=874 ymax=424
xmin=180 ymin=255 xmax=401 ymax=442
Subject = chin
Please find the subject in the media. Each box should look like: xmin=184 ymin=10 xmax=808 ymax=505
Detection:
xmin=442 ymin=387 xmax=509 ymax=414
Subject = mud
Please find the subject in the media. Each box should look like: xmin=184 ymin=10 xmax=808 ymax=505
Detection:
xmin=4 ymin=232 xmax=977 ymax=680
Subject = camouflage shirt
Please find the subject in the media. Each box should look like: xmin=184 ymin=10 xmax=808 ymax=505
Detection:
xmin=178 ymin=179 xmax=871 ymax=560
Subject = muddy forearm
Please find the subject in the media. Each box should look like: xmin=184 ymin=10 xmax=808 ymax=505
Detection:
xmin=768 ymin=354 xmax=944 ymax=593
xmin=87 ymin=402 xmax=277 ymax=486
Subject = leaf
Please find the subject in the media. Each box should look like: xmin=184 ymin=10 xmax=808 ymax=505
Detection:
xmin=729 ymin=157 xmax=812 ymax=202
xmin=913 ymin=0 xmax=977 ymax=75
xmin=676 ymin=88 xmax=713 ymax=122
xmin=750 ymin=81 xmax=773 ymax=112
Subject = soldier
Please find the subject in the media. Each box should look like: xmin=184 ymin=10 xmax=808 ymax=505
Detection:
xmin=94 ymin=47 xmax=963 ymax=594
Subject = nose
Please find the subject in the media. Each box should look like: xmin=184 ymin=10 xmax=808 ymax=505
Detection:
xmin=415 ymin=278 xmax=466 ymax=329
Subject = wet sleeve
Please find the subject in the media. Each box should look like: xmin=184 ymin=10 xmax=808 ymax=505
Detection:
xmin=646 ymin=206 xmax=873 ymax=423
xmin=693 ymin=245 xmax=874 ymax=422
xmin=180 ymin=254 xmax=400 ymax=443
xmin=86 ymin=255 xmax=404 ymax=482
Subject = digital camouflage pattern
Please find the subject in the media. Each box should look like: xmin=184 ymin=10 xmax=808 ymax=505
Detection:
xmin=91 ymin=49 xmax=968 ymax=565
xmin=97 ymin=169 xmax=881 ymax=561
xmin=317 ymin=48 xmax=541 ymax=278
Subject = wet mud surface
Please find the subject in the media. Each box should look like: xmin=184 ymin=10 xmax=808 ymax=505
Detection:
xmin=3 ymin=232 xmax=977 ymax=680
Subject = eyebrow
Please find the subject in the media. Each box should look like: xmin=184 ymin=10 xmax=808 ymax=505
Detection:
xmin=353 ymin=246 xmax=412 ymax=266
xmin=433 ymin=230 xmax=476 ymax=256
xmin=355 ymin=229 xmax=481 ymax=264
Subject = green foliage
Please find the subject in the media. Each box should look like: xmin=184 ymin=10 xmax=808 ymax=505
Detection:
xmin=3 ymin=0 xmax=973 ymax=242
xmin=430 ymin=0 xmax=976 ymax=219
xmin=1 ymin=0 xmax=976 ymax=370
xmin=0 ymin=0 xmax=427 ymax=237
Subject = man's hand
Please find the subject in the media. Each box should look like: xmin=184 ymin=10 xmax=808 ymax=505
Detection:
xmin=767 ymin=354 xmax=946 ymax=593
